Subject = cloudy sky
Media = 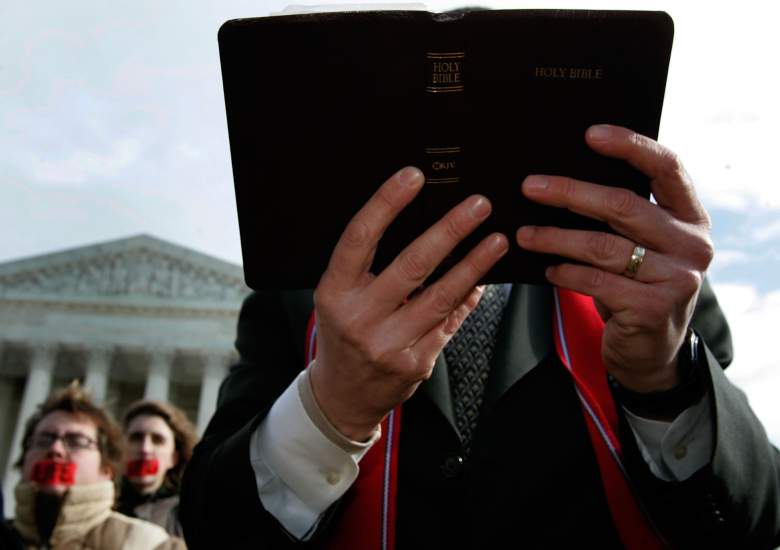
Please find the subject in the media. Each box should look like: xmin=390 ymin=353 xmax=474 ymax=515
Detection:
xmin=1 ymin=0 xmax=778 ymax=443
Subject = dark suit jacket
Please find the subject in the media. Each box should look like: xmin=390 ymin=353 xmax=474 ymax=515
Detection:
xmin=180 ymin=281 xmax=780 ymax=549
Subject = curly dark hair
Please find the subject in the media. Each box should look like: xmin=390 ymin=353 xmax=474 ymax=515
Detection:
xmin=15 ymin=381 xmax=125 ymax=482
xmin=122 ymin=400 xmax=198 ymax=491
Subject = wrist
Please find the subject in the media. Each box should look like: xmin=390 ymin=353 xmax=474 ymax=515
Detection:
xmin=329 ymin=418 xmax=382 ymax=443
xmin=308 ymin=360 xmax=383 ymax=442
xmin=611 ymin=329 xmax=706 ymax=421
xmin=611 ymin=357 xmax=681 ymax=393
xmin=298 ymin=369 xmax=382 ymax=450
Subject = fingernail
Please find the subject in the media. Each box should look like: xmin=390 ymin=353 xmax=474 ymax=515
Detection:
xmin=489 ymin=233 xmax=508 ymax=254
xmin=398 ymin=166 xmax=423 ymax=187
xmin=587 ymin=124 xmax=612 ymax=141
xmin=470 ymin=196 xmax=491 ymax=218
xmin=523 ymin=176 xmax=549 ymax=193
xmin=516 ymin=226 xmax=535 ymax=243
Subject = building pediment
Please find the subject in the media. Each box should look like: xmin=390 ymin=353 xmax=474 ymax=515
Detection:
xmin=0 ymin=235 xmax=250 ymax=305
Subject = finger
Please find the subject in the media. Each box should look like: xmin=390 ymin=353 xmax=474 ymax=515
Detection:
xmin=584 ymin=124 xmax=709 ymax=224
xmin=369 ymin=194 xmax=494 ymax=306
xmin=516 ymin=226 xmax=673 ymax=282
xmin=546 ymin=263 xmax=658 ymax=326
xmin=388 ymin=233 xmax=508 ymax=341
xmin=549 ymin=263 xmax=694 ymax=388
xmin=521 ymin=174 xmax=685 ymax=254
xmin=323 ymin=166 xmax=425 ymax=290
xmin=412 ymin=286 xmax=484 ymax=365
xmin=545 ymin=262 xmax=696 ymax=330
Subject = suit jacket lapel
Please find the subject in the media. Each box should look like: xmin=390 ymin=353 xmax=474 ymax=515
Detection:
xmin=419 ymin=353 xmax=457 ymax=432
xmin=482 ymin=284 xmax=553 ymax=415
xmin=419 ymin=284 xmax=554 ymax=435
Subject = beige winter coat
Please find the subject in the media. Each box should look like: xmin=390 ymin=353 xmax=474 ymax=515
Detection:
xmin=13 ymin=480 xmax=186 ymax=550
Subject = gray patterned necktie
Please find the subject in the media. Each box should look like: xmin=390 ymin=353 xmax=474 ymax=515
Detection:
xmin=443 ymin=284 xmax=510 ymax=454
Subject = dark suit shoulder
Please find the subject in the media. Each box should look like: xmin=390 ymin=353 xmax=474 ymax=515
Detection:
xmin=234 ymin=289 xmax=314 ymax=367
xmin=691 ymin=277 xmax=733 ymax=368
xmin=182 ymin=289 xmax=316 ymax=549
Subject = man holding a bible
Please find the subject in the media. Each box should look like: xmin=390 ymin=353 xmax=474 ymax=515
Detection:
xmin=181 ymin=124 xmax=780 ymax=548
xmin=181 ymin=8 xmax=779 ymax=548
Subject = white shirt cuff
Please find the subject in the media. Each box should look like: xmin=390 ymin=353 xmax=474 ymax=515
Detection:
xmin=624 ymin=395 xmax=713 ymax=481
xmin=249 ymin=367 xmax=380 ymax=539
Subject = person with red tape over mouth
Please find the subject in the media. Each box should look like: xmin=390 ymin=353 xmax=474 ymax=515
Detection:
xmin=118 ymin=400 xmax=198 ymax=538
xmin=7 ymin=382 xmax=185 ymax=550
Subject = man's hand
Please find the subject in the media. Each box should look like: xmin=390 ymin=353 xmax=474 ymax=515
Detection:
xmin=516 ymin=124 xmax=713 ymax=393
xmin=310 ymin=167 xmax=509 ymax=441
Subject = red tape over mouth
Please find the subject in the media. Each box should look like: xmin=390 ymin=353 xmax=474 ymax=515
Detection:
xmin=31 ymin=460 xmax=77 ymax=486
xmin=126 ymin=458 xmax=160 ymax=477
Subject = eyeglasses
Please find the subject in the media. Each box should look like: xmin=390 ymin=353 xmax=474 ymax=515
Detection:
xmin=29 ymin=431 xmax=98 ymax=452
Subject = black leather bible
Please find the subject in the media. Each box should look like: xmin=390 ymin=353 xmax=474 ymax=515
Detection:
xmin=218 ymin=9 xmax=674 ymax=290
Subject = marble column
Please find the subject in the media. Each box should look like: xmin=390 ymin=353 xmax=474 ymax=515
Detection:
xmin=2 ymin=342 xmax=57 ymax=511
xmin=0 ymin=342 xmax=16 ymax=477
xmin=196 ymin=352 xmax=229 ymax=434
xmin=144 ymin=349 xmax=174 ymax=402
xmin=84 ymin=345 xmax=112 ymax=404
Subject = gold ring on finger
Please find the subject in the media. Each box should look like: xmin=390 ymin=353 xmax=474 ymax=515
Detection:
xmin=623 ymin=245 xmax=646 ymax=279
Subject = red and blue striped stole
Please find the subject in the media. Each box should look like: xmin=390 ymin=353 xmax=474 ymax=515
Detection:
xmin=304 ymin=288 xmax=664 ymax=549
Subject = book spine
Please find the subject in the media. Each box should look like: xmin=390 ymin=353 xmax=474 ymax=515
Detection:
xmin=424 ymin=50 xmax=464 ymax=186
xmin=421 ymin=17 xmax=470 ymax=278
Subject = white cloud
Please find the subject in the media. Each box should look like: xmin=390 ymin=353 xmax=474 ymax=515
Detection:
xmin=714 ymin=283 xmax=780 ymax=446
xmin=176 ymin=142 xmax=202 ymax=161
xmin=31 ymin=138 xmax=142 ymax=185
xmin=752 ymin=220 xmax=780 ymax=243
xmin=658 ymin=2 xmax=780 ymax=213
xmin=675 ymin=120 xmax=780 ymax=212
xmin=711 ymin=249 xmax=750 ymax=270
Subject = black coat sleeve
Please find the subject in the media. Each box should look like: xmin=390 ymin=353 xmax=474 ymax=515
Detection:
xmin=621 ymin=278 xmax=780 ymax=549
xmin=180 ymin=289 xmax=316 ymax=549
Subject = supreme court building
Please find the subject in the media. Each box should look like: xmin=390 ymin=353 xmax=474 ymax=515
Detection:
xmin=0 ymin=234 xmax=250 ymax=511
